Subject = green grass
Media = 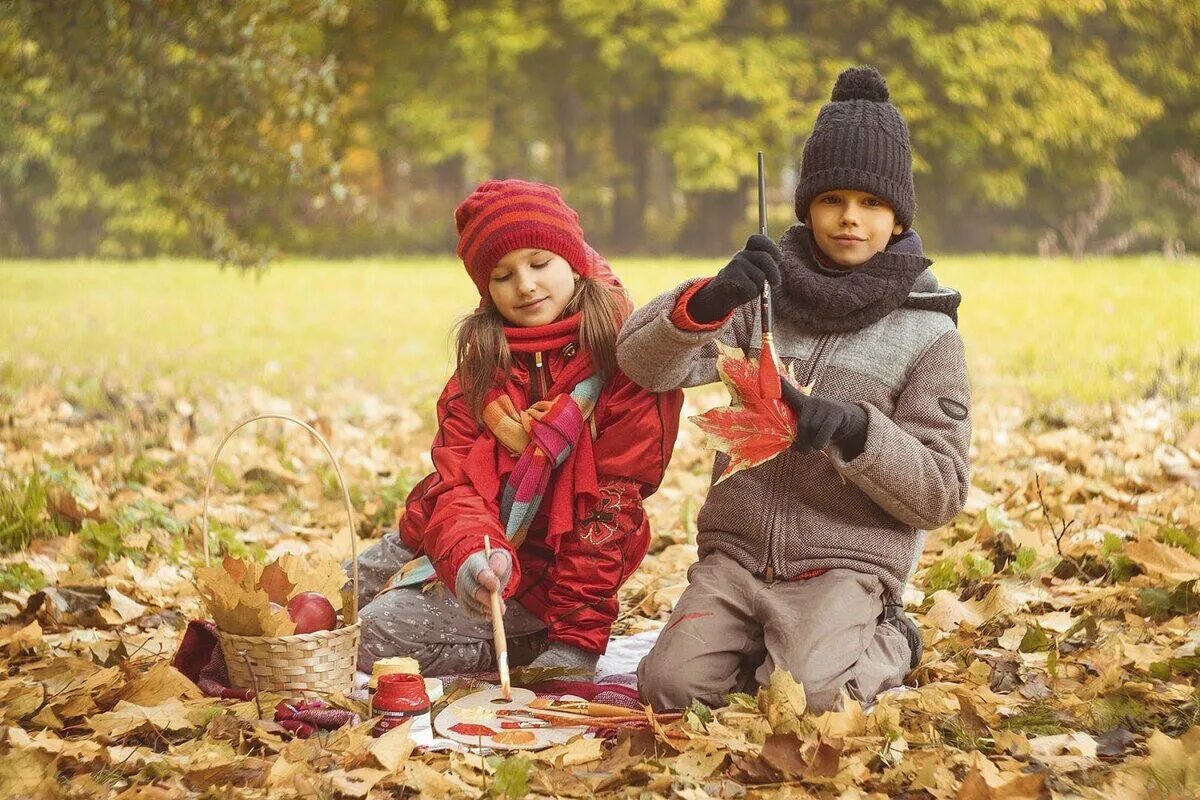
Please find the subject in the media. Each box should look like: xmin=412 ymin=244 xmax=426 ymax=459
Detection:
xmin=1 ymin=254 xmax=1197 ymax=405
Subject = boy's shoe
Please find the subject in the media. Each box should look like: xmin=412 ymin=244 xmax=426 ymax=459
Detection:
xmin=884 ymin=605 xmax=923 ymax=671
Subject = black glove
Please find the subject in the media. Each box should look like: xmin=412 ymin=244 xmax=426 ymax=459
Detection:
xmin=687 ymin=234 xmax=782 ymax=324
xmin=781 ymin=380 xmax=869 ymax=458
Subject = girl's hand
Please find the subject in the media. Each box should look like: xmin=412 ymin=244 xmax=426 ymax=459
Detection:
xmin=454 ymin=548 xmax=513 ymax=618
xmin=472 ymin=551 xmax=512 ymax=612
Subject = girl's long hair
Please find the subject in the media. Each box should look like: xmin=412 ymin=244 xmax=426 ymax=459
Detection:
xmin=454 ymin=277 xmax=631 ymax=423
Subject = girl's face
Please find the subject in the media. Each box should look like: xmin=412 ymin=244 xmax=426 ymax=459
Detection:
xmin=807 ymin=190 xmax=903 ymax=269
xmin=488 ymin=248 xmax=579 ymax=326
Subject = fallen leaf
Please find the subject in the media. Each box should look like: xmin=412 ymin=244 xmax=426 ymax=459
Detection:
xmin=266 ymin=755 xmax=313 ymax=790
xmin=120 ymin=662 xmax=203 ymax=706
xmin=1028 ymin=731 xmax=1098 ymax=772
xmin=368 ymin=721 xmax=414 ymax=772
xmin=808 ymin=697 xmax=870 ymax=738
xmin=760 ymin=668 xmax=808 ymax=735
xmin=671 ymin=747 xmax=727 ymax=782
xmin=186 ymin=759 xmax=270 ymax=790
xmin=1124 ymin=538 xmax=1200 ymax=583
xmin=404 ymin=760 xmax=473 ymax=796
xmin=1095 ymin=728 xmax=1137 ymax=759
xmin=492 ymin=754 xmax=533 ymax=799
xmin=491 ymin=729 xmax=537 ymax=746
xmin=1134 ymin=726 xmax=1200 ymax=795
xmin=0 ymin=681 xmax=46 ymax=724
xmin=2 ymin=620 xmax=43 ymax=656
xmin=326 ymin=767 xmax=389 ymax=798
xmin=105 ymin=588 xmax=148 ymax=624
xmin=0 ymin=749 xmax=56 ymax=800
xmin=88 ymin=698 xmax=198 ymax=738
xmin=532 ymin=735 xmax=605 ymax=767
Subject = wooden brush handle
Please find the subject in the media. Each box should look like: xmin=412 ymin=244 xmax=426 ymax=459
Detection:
xmin=483 ymin=536 xmax=511 ymax=698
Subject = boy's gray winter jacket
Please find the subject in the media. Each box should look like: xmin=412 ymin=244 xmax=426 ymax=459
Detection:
xmin=616 ymin=242 xmax=972 ymax=604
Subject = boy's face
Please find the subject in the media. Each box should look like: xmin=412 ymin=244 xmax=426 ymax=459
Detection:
xmin=806 ymin=190 xmax=904 ymax=269
xmin=488 ymin=248 xmax=579 ymax=327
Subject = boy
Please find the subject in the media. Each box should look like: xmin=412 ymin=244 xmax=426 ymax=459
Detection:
xmin=617 ymin=66 xmax=971 ymax=712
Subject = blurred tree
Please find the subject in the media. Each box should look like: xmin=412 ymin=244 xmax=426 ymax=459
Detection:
xmin=0 ymin=0 xmax=1194 ymax=260
xmin=868 ymin=0 xmax=1164 ymax=252
xmin=0 ymin=0 xmax=344 ymax=265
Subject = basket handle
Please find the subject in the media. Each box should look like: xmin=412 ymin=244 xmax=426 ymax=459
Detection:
xmin=201 ymin=413 xmax=359 ymax=625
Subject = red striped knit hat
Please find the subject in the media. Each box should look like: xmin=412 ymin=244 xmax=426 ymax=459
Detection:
xmin=455 ymin=179 xmax=591 ymax=298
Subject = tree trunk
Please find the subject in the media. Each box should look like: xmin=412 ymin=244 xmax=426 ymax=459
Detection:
xmin=610 ymin=99 xmax=650 ymax=253
xmin=675 ymin=184 xmax=750 ymax=256
xmin=557 ymin=73 xmax=584 ymax=184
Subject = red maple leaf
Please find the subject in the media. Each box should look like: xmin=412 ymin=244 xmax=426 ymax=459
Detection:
xmin=690 ymin=343 xmax=806 ymax=483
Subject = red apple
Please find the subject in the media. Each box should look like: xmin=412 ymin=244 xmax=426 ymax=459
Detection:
xmin=287 ymin=592 xmax=337 ymax=634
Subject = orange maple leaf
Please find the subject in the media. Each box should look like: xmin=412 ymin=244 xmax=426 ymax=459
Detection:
xmin=690 ymin=343 xmax=805 ymax=483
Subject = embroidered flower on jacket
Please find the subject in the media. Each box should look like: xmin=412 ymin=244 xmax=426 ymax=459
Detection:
xmin=580 ymin=483 xmax=629 ymax=546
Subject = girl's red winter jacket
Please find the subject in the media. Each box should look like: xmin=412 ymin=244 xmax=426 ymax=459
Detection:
xmin=398 ymin=344 xmax=682 ymax=654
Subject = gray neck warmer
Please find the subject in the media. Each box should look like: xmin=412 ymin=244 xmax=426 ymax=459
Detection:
xmin=775 ymin=225 xmax=960 ymax=332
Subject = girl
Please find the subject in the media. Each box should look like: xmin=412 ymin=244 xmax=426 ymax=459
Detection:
xmin=355 ymin=179 xmax=683 ymax=675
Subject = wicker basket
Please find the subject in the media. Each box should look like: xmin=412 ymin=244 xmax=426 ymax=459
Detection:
xmin=201 ymin=414 xmax=360 ymax=697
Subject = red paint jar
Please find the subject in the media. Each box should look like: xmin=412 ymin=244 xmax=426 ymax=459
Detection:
xmin=371 ymin=673 xmax=430 ymax=736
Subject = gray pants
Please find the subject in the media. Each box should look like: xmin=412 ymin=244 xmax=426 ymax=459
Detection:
xmin=354 ymin=532 xmax=548 ymax=675
xmin=638 ymin=551 xmax=911 ymax=713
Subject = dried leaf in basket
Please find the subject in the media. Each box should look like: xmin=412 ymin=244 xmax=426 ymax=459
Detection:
xmin=196 ymin=563 xmax=254 ymax=617
xmin=197 ymin=552 xmax=348 ymax=635
xmin=198 ymin=561 xmax=291 ymax=636
xmin=222 ymin=555 xmax=249 ymax=584
xmin=211 ymin=598 xmax=297 ymax=637
xmin=273 ymin=553 xmax=347 ymax=612
xmin=259 ymin=561 xmax=295 ymax=606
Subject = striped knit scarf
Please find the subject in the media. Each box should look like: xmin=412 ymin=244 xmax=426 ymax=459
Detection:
xmin=386 ymin=315 xmax=603 ymax=590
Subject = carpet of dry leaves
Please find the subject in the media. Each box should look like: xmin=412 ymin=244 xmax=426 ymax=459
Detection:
xmin=1 ymin=377 xmax=1199 ymax=799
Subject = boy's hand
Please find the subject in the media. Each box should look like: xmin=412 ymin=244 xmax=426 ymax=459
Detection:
xmin=454 ymin=549 xmax=512 ymax=618
xmin=781 ymin=380 xmax=869 ymax=457
xmin=687 ymin=234 xmax=782 ymax=323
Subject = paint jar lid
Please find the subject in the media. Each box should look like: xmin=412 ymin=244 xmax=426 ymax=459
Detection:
xmin=373 ymin=672 xmax=430 ymax=714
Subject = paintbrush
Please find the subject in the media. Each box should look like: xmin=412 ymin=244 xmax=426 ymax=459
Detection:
xmin=757 ymin=151 xmax=783 ymax=401
xmin=483 ymin=535 xmax=512 ymax=700
xmin=531 ymin=699 xmax=646 ymax=718
xmin=498 ymin=708 xmax=684 ymax=728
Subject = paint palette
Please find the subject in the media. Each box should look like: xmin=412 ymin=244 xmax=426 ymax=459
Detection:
xmin=433 ymin=686 xmax=590 ymax=751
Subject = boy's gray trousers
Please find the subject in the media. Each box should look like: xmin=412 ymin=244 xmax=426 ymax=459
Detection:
xmin=638 ymin=551 xmax=913 ymax=712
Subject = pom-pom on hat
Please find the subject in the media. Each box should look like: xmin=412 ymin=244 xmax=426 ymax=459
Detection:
xmin=794 ymin=66 xmax=917 ymax=229
xmin=455 ymin=179 xmax=591 ymax=298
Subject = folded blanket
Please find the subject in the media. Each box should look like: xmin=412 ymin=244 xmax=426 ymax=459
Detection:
xmin=172 ymin=620 xmax=254 ymax=700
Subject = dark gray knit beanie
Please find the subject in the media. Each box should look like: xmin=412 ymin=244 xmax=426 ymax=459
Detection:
xmin=794 ymin=66 xmax=916 ymax=229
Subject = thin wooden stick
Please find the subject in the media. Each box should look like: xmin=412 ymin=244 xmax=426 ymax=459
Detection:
xmin=240 ymin=650 xmax=263 ymax=719
xmin=483 ymin=535 xmax=512 ymax=700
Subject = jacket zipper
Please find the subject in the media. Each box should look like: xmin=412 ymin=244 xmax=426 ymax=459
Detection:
xmin=764 ymin=332 xmax=836 ymax=583
xmin=763 ymin=456 xmax=782 ymax=583
xmin=803 ymin=333 xmax=835 ymax=388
